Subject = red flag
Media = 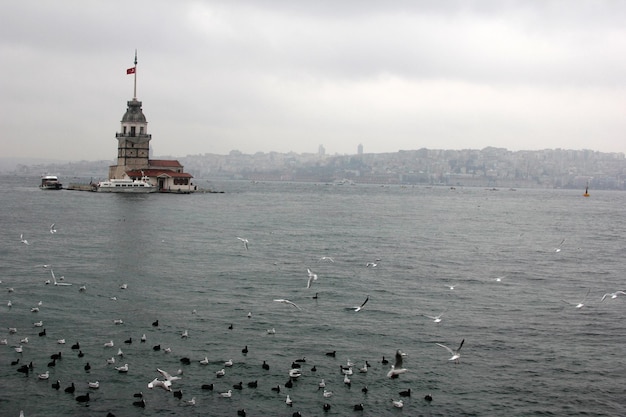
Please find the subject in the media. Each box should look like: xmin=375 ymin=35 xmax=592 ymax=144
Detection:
xmin=126 ymin=67 xmax=136 ymax=75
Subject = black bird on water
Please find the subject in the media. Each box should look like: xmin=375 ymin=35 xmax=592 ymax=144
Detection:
xmin=64 ymin=382 xmax=75 ymax=394
xmin=325 ymin=351 xmax=336 ymax=357
xmin=262 ymin=360 xmax=270 ymax=370
xmin=201 ymin=384 xmax=214 ymax=390
xmin=152 ymin=320 xmax=159 ymax=327
xmin=71 ymin=342 xmax=80 ymax=350
xmin=399 ymin=388 xmax=411 ymax=397
xmin=75 ymin=392 xmax=90 ymax=403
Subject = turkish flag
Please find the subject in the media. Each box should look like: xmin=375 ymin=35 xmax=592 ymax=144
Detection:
xmin=126 ymin=67 xmax=136 ymax=75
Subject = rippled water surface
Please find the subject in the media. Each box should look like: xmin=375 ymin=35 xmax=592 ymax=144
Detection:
xmin=1 ymin=177 xmax=625 ymax=416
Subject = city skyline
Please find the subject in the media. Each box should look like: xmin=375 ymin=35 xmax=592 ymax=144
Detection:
xmin=2 ymin=1 xmax=625 ymax=162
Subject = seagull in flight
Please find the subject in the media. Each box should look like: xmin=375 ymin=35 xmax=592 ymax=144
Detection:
xmin=50 ymin=224 xmax=57 ymax=234
xmin=20 ymin=234 xmax=29 ymax=245
xmin=601 ymin=291 xmax=626 ymax=302
xmin=319 ymin=256 xmax=334 ymax=262
xmin=351 ymin=295 xmax=369 ymax=312
xmin=424 ymin=310 xmax=446 ymax=323
xmin=554 ymin=238 xmax=565 ymax=253
xmin=237 ymin=237 xmax=249 ymax=251
xmin=386 ymin=349 xmax=408 ymax=378
xmin=561 ymin=288 xmax=590 ymax=309
xmin=273 ymin=299 xmax=301 ymax=310
xmin=436 ymin=339 xmax=464 ymax=364
xmin=306 ymin=269 xmax=318 ymax=288
xmin=50 ymin=269 xmax=72 ymax=286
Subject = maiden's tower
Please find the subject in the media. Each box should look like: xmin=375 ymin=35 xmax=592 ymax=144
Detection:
xmin=108 ymin=52 xmax=195 ymax=193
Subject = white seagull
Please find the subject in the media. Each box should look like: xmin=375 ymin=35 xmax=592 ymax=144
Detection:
xmin=273 ymin=299 xmax=301 ymax=310
xmin=424 ymin=310 xmax=446 ymax=323
xmin=561 ymin=288 xmax=591 ymax=309
xmin=306 ymin=268 xmax=318 ymax=288
xmin=319 ymin=256 xmax=334 ymax=262
xmin=50 ymin=224 xmax=57 ymax=234
xmin=386 ymin=349 xmax=408 ymax=378
xmin=436 ymin=339 xmax=465 ymax=364
xmin=554 ymin=238 xmax=565 ymax=252
xmin=50 ymin=269 xmax=72 ymax=286
xmin=351 ymin=295 xmax=369 ymax=312
xmin=148 ymin=378 xmax=172 ymax=391
xmin=115 ymin=363 xmax=129 ymax=373
xmin=392 ymin=399 xmax=404 ymax=408
xmin=157 ymin=368 xmax=181 ymax=383
xmin=20 ymin=234 xmax=29 ymax=245
xmin=220 ymin=389 xmax=232 ymax=398
xmin=601 ymin=291 xmax=626 ymax=302
xmin=237 ymin=237 xmax=249 ymax=251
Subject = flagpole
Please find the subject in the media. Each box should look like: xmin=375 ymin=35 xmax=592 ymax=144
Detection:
xmin=133 ymin=50 xmax=138 ymax=99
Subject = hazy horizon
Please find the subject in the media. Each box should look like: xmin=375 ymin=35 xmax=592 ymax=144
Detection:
xmin=2 ymin=1 xmax=625 ymax=161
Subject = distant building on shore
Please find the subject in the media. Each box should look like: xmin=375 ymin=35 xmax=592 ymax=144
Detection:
xmin=107 ymin=52 xmax=195 ymax=193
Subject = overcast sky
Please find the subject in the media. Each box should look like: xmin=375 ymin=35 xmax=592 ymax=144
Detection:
xmin=2 ymin=1 xmax=626 ymax=161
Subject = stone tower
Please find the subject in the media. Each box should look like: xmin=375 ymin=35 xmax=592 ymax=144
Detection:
xmin=108 ymin=51 xmax=151 ymax=179
xmin=108 ymin=99 xmax=151 ymax=179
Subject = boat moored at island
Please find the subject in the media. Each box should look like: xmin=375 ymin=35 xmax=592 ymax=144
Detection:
xmin=40 ymin=175 xmax=63 ymax=190
xmin=96 ymin=176 xmax=156 ymax=193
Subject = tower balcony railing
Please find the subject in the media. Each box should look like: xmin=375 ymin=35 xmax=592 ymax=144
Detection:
xmin=116 ymin=133 xmax=152 ymax=138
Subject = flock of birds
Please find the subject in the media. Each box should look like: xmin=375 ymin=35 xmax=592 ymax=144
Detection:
xmin=7 ymin=223 xmax=626 ymax=417
xmin=4 ymin=229 xmax=476 ymax=416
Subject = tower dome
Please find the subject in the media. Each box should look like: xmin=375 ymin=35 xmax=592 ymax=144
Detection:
xmin=121 ymin=99 xmax=147 ymax=123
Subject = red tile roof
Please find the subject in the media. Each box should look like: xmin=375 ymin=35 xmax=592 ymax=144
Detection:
xmin=149 ymin=159 xmax=183 ymax=167
xmin=126 ymin=169 xmax=193 ymax=179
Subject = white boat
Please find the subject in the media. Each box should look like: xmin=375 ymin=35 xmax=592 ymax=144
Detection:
xmin=40 ymin=175 xmax=63 ymax=190
xmin=96 ymin=176 xmax=156 ymax=193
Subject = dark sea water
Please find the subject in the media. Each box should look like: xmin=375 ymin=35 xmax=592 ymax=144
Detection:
xmin=1 ymin=176 xmax=625 ymax=417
